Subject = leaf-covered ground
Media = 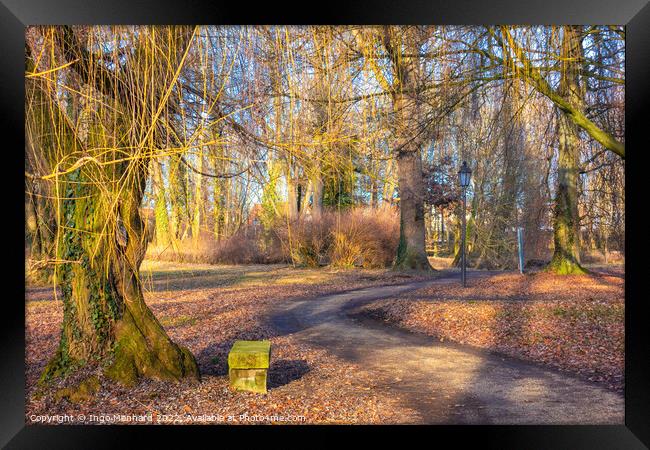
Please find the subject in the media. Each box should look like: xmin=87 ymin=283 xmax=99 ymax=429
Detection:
xmin=26 ymin=262 xmax=429 ymax=425
xmin=356 ymin=267 xmax=624 ymax=392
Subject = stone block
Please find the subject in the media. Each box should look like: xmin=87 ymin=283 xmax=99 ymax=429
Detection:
xmin=228 ymin=340 xmax=271 ymax=393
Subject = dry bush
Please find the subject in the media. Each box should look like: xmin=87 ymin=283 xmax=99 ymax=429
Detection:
xmin=145 ymin=228 xmax=285 ymax=265
xmin=273 ymin=207 xmax=399 ymax=268
xmin=144 ymin=207 xmax=399 ymax=268
xmin=211 ymin=228 xmax=285 ymax=264
xmin=277 ymin=213 xmax=336 ymax=267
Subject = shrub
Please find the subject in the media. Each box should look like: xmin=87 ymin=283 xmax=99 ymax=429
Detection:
xmin=145 ymin=227 xmax=285 ymax=265
xmin=273 ymin=207 xmax=399 ymax=268
xmin=144 ymin=207 xmax=400 ymax=268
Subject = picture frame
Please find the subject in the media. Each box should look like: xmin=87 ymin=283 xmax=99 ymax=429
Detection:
xmin=3 ymin=0 xmax=649 ymax=447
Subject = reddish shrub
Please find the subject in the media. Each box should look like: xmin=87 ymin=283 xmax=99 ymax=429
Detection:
xmin=273 ymin=207 xmax=399 ymax=268
xmin=145 ymin=207 xmax=400 ymax=268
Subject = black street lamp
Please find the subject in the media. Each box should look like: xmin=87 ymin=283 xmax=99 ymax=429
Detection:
xmin=458 ymin=161 xmax=472 ymax=287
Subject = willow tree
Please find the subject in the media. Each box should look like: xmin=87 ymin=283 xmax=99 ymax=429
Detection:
xmin=152 ymin=160 xmax=173 ymax=248
xmin=26 ymin=26 xmax=199 ymax=386
xmin=484 ymin=26 xmax=624 ymax=273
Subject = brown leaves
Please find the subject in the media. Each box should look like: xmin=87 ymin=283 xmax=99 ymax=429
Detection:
xmin=25 ymin=263 xmax=423 ymax=424
xmin=360 ymin=269 xmax=624 ymax=392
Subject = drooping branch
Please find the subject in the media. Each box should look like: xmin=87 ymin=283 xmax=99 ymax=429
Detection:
xmin=496 ymin=27 xmax=625 ymax=159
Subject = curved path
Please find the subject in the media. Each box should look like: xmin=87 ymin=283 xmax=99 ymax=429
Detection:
xmin=269 ymin=271 xmax=624 ymax=424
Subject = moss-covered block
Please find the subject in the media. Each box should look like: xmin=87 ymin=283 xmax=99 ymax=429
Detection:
xmin=229 ymin=368 xmax=268 ymax=394
xmin=228 ymin=340 xmax=271 ymax=394
xmin=228 ymin=340 xmax=271 ymax=369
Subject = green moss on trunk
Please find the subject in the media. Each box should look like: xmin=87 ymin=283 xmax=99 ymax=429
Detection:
xmin=547 ymin=26 xmax=588 ymax=277
xmin=54 ymin=376 xmax=101 ymax=404
xmin=41 ymin=155 xmax=199 ymax=388
xmin=395 ymin=216 xmax=432 ymax=270
xmin=104 ymin=308 xmax=199 ymax=386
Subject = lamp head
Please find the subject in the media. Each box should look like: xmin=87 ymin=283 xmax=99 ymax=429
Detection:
xmin=458 ymin=161 xmax=472 ymax=188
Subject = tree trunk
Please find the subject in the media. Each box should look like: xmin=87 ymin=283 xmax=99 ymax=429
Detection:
xmin=370 ymin=178 xmax=379 ymax=208
xmin=191 ymin=152 xmax=203 ymax=245
xmin=394 ymin=147 xmax=431 ymax=269
xmin=207 ymin=135 xmax=227 ymax=240
xmin=169 ymin=155 xmax=189 ymax=241
xmin=382 ymin=159 xmax=397 ymax=208
xmin=26 ymin=49 xmax=199 ymax=387
xmin=287 ymin=172 xmax=299 ymax=220
xmin=381 ymin=27 xmax=432 ymax=270
xmin=548 ymin=26 xmax=588 ymax=275
xmin=492 ymin=83 xmax=521 ymax=268
xmin=152 ymin=160 xmax=173 ymax=248
xmin=311 ymin=175 xmax=324 ymax=219
xmin=300 ymin=179 xmax=312 ymax=214
xmin=42 ymin=164 xmax=199 ymax=386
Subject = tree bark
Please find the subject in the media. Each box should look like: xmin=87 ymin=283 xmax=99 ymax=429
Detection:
xmin=548 ymin=26 xmax=588 ymax=275
xmin=41 ymin=162 xmax=199 ymax=386
xmin=28 ymin=28 xmax=200 ymax=386
xmin=169 ymin=155 xmax=189 ymax=241
xmin=394 ymin=145 xmax=431 ymax=269
xmin=152 ymin=160 xmax=173 ymax=248
xmin=286 ymin=164 xmax=300 ymax=220
xmin=311 ymin=175 xmax=324 ymax=219
xmin=381 ymin=27 xmax=432 ymax=270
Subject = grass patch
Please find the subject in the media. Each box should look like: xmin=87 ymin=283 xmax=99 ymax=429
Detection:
xmin=159 ymin=315 xmax=197 ymax=328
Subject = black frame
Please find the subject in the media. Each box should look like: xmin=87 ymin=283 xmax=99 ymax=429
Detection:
xmin=3 ymin=0 xmax=649 ymax=447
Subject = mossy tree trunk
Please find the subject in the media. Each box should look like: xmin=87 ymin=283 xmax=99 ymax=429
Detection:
xmin=152 ymin=160 xmax=173 ymax=249
xmin=548 ymin=26 xmax=588 ymax=275
xmin=42 ymin=163 xmax=199 ymax=386
xmin=381 ymin=26 xmax=432 ymax=271
xmin=169 ymin=155 xmax=190 ymax=241
xmin=28 ymin=27 xmax=200 ymax=386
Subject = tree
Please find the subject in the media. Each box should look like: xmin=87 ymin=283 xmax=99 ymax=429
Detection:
xmin=152 ymin=160 xmax=173 ymax=248
xmin=27 ymin=26 xmax=199 ymax=385
xmin=376 ymin=26 xmax=433 ymax=270
xmin=548 ymin=26 xmax=589 ymax=274
xmin=493 ymin=26 xmax=625 ymax=159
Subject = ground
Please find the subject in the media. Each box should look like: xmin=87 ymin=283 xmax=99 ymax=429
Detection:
xmin=25 ymin=260 xmax=624 ymax=424
xmin=26 ymin=262 xmax=431 ymax=424
xmin=355 ymin=265 xmax=624 ymax=392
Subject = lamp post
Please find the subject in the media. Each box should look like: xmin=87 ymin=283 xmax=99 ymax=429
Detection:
xmin=458 ymin=161 xmax=472 ymax=287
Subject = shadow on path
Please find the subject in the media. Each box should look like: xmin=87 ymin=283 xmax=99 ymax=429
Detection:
xmin=267 ymin=270 xmax=624 ymax=424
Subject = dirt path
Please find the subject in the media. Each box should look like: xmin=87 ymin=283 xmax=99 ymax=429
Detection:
xmin=269 ymin=271 xmax=624 ymax=424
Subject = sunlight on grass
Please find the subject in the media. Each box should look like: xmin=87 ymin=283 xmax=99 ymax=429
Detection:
xmin=274 ymin=272 xmax=334 ymax=285
xmin=140 ymin=259 xmax=362 ymax=290
xmin=159 ymin=315 xmax=197 ymax=328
